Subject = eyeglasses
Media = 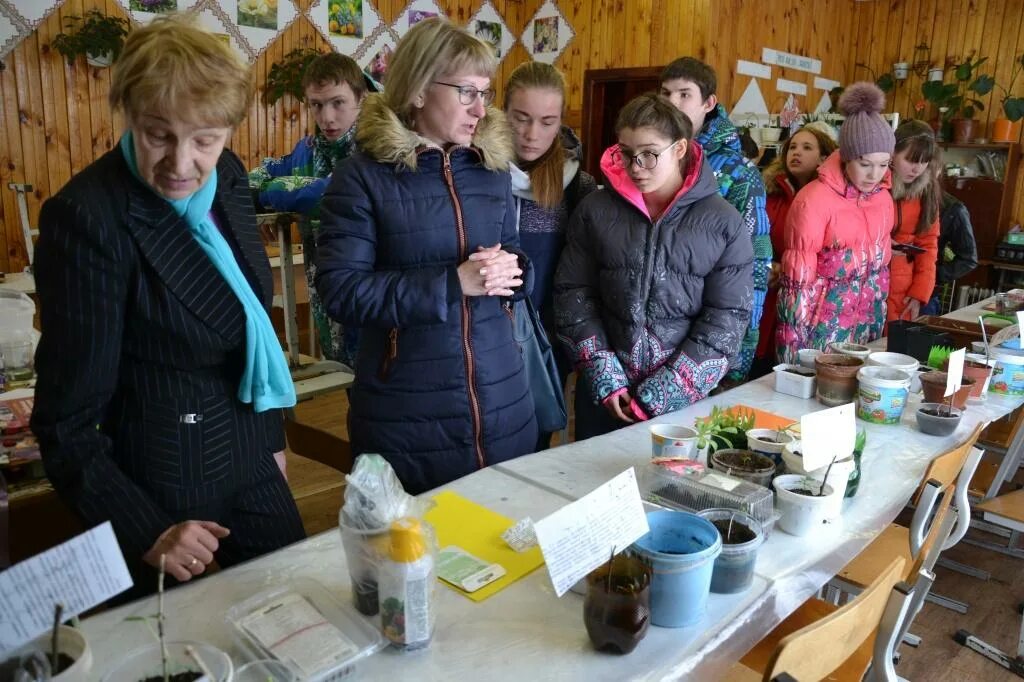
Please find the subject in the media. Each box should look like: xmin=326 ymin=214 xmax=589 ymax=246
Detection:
xmin=610 ymin=141 xmax=679 ymax=170
xmin=433 ymin=81 xmax=495 ymax=106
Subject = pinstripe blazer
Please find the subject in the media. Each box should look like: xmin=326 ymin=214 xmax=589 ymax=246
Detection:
xmin=30 ymin=147 xmax=287 ymax=562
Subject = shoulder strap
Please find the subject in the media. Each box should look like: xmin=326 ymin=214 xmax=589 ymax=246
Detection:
xmin=564 ymin=168 xmax=583 ymax=214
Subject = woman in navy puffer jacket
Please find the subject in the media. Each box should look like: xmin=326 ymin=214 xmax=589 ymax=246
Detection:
xmin=316 ymin=18 xmax=537 ymax=493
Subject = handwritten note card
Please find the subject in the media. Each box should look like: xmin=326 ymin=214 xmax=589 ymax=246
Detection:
xmin=801 ymin=403 xmax=856 ymax=472
xmin=945 ymin=348 xmax=966 ymax=397
xmin=0 ymin=522 xmax=132 ymax=656
xmin=533 ymin=468 xmax=649 ymax=597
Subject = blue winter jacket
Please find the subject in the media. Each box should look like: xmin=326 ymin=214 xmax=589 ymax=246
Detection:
xmin=316 ymin=95 xmax=538 ymax=494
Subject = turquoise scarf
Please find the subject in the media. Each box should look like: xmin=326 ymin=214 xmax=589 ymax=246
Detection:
xmin=120 ymin=132 xmax=296 ymax=413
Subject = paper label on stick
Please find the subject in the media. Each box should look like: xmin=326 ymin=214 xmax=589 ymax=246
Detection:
xmin=800 ymin=403 xmax=856 ymax=472
xmin=0 ymin=522 xmax=133 ymax=656
xmin=533 ymin=468 xmax=649 ymax=597
xmin=1017 ymin=311 xmax=1024 ymax=339
xmin=945 ymin=348 xmax=966 ymax=397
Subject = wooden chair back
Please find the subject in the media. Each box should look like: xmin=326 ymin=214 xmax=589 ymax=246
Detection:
xmin=763 ymin=557 xmax=906 ymax=682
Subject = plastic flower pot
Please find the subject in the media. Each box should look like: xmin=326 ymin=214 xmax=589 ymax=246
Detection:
xmin=773 ymin=474 xmax=837 ymax=536
xmin=814 ymin=354 xmax=864 ymax=406
xmin=710 ymin=448 xmax=776 ymax=487
xmin=697 ymin=509 xmax=764 ymax=594
xmin=829 ymin=341 xmax=871 ymax=360
xmin=101 ymin=641 xmax=232 ymax=682
xmin=916 ymin=403 xmax=963 ymax=436
xmin=0 ymin=626 xmax=93 ymax=682
xmin=234 ymin=659 xmax=298 ymax=681
xmin=649 ymin=424 xmax=699 ymax=459
xmin=746 ymin=428 xmax=793 ymax=467
xmin=919 ymin=371 xmax=975 ymax=409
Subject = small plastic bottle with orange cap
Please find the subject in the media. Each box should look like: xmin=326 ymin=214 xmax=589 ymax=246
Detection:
xmin=379 ymin=516 xmax=436 ymax=650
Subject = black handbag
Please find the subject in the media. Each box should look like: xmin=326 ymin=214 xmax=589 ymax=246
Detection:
xmin=513 ymin=297 xmax=568 ymax=433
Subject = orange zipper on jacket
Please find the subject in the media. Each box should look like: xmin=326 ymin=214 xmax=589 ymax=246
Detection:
xmin=378 ymin=328 xmax=398 ymax=380
xmin=442 ymin=152 xmax=486 ymax=470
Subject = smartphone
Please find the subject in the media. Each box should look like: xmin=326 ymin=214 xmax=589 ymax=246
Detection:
xmin=892 ymin=242 xmax=927 ymax=255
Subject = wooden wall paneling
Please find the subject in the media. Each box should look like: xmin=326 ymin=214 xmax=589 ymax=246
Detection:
xmin=36 ymin=14 xmax=70 ymax=202
xmin=0 ymin=63 xmax=13 ymax=273
xmin=625 ymin=0 xmax=652 ymax=70
xmin=891 ymin=0 xmax=921 ymax=119
xmin=689 ymin=0 xmax=709 ymax=63
xmin=14 ymin=33 xmax=46 ymax=255
xmin=985 ymin=0 xmax=1023 ymax=135
xmin=707 ymin=2 xmax=736 ymax=107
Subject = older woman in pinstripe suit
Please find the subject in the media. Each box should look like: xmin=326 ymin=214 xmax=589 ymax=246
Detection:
xmin=30 ymin=15 xmax=305 ymax=596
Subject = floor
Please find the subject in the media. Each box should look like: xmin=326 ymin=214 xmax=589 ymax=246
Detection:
xmin=284 ymin=391 xmax=1024 ymax=681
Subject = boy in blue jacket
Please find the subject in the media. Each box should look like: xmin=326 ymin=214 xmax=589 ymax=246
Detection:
xmin=249 ymin=53 xmax=380 ymax=366
xmin=661 ymin=57 xmax=771 ymax=383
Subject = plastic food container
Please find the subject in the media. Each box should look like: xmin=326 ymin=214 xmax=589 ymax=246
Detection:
xmin=773 ymin=475 xmax=838 ymax=536
xmin=226 ymin=578 xmax=386 ymax=681
xmin=856 ymin=366 xmax=912 ymax=424
xmin=990 ymin=349 xmax=1024 ymax=395
xmin=773 ymin=364 xmax=816 ymax=399
xmin=697 ymin=509 xmax=764 ymax=594
xmin=638 ymin=462 xmax=777 ymax=537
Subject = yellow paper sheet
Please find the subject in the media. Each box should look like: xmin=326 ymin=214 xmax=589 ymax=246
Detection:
xmin=424 ymin=490 xmax=544 ymax=602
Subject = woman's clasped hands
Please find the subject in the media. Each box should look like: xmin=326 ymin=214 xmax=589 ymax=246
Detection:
xmin=458 ymin=243 xmax=523 ymax=297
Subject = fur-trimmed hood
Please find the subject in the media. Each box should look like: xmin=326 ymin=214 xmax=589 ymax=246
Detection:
xmin=890 ymin=167 xmax=933 ymax=201
xmin=354 ymin=93 xmax=514 ymax=172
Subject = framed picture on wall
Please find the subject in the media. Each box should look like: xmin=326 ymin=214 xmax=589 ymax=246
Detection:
xmin=392 ymin=0 xmax=446 ymax=39
xmin=521 ymin=0 xmax=574 ymax=65
xmin=355 ymin=24 xmax=398 ymax=86
xmin=308 ymin=0 xmax=382 ymax=56
xmin=466 ymin=0 xmax=514 ymax=63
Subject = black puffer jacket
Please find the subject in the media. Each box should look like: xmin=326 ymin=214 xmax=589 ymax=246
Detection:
xmin=554 ymin=143 xmax=753 ymax=418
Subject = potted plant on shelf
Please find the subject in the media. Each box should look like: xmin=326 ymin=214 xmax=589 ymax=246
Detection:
xmin=989 ymin=53 xmax=1024 ymax=143
xmin=52 ymin=10 xmax=130 ymax=68
xmin=265 ymin=47 xmax=323 ymax=105
xmin=922 ymin=56 xmax=992 ymax=143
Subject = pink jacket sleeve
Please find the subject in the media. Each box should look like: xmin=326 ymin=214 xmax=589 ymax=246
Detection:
xmin=780 ymin=195 xmax=828 ymax=287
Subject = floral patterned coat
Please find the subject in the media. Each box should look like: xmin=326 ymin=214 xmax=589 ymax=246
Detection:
xmin=776 ymin=151 xmax=894 ymax=363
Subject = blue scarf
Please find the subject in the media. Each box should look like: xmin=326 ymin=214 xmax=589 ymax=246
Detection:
xmin=120 ymin=132 xmax=296 ymax=413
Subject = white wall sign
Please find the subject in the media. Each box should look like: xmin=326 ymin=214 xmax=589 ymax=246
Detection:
xmin=731 ymin=78 xmax=770 ymax=118
xmin=776 ymin=78 xmax=808 ymax=96
xmin=762 ymin=47 xmax=821 ymax=75
xmin=814 ymin=76 xmax=841 ymax=91
xmin=737 ymin=59 xmax=771 ymax=80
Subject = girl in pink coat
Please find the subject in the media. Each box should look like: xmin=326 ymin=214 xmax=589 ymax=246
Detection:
xmin=776 ymin=83 xmax=895 ymax=363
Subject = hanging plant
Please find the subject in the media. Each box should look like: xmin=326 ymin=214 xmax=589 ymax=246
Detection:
xmin=52 ymin=10 xmax=130 ymax=67
xmin=265 ymin=47 xmax=324 ymax=105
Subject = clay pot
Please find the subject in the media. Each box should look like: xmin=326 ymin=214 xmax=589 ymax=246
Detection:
xmin=919 ymin=371 xmax=975 ymax=408
xmin=814 ymin=354 xmax=864 ymax=407
xmin=951 ymin=118 xmax=975 ymax=144
xmin=962 ymin=361 xmax=993 ymax=398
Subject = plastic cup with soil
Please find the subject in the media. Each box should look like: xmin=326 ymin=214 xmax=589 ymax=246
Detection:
xmin=710 ymin=448 xmax=776 ymax=487
xmin=916 ymin=402 xmax=963 ymax=437
xmin=746 ymin=428 xmax=793 ymax=467
xmin=100 ymin=641 xmax=232 ymax=682
xmin=772 ymin=474 xmax=838 ymax=536
xmin=0 ymin=625 xmax=92 ymax=682
xmin=919 ymin=371 xmax=975 ymax=409
xmin=697 ymin=509 xmax=765 ymax=594
xmin=814 ymin=354 xmax=864 ymax=407
xmin=583 ymin=552 xmax=652 ymax=655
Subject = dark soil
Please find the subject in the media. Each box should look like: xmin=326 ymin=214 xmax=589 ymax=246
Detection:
xmin=715 ymin=450 xmax=772 ymax=472
xmin=789 ymin=488 xmax=819 ymax=497
xmin=753 ymin=436 xmax=778 ymax=443
xmin=711 ymin=519 xmax=756 ymax=544
xmin=49 ymin=653 xmax=75 ymax=675
xmin=141 ymin=674 xmax=203 ymax=682
xmin=783 ymin=367 xmax=815 ymax=377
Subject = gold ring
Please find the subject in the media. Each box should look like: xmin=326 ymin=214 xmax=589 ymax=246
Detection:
xmin=189 ymin=557 xmax=199 ymax=567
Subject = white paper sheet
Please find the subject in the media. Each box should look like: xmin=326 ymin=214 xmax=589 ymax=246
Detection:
xmin=732 ymin=79 xmax=770 ymax=118
xmin=945 ymin=348 xmax=966 ymax=397
xmin=0 ymin=522 xmax=132 ymax=656
xmin=800 ymin=403 xmax=856 ymax=472
xmin=533 ymin=468 xmax=649 ymax=597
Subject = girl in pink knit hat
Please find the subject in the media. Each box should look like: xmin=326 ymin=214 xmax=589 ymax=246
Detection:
xmin=776 ymin=82 xmax=896 ymax=363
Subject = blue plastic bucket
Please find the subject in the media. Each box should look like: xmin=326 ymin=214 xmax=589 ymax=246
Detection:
xmin=856 ymin=366 xmax=911 ymax=424
xmin=631 ymin=510 xmax=722 ymax=627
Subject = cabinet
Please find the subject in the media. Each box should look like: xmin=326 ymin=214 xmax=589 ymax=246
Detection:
xmin=939 ymin=142 xmax=1020 ymax=288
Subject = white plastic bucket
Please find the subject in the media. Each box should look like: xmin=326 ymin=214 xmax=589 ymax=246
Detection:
xmin=990 ymin=350 xmax=1024 ymax=395
xmin=856 ymin=366 xmax=911 ymax=424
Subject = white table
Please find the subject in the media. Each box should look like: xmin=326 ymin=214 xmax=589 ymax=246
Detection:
xmin=82 ymin=467 xmax=772 ymax=681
